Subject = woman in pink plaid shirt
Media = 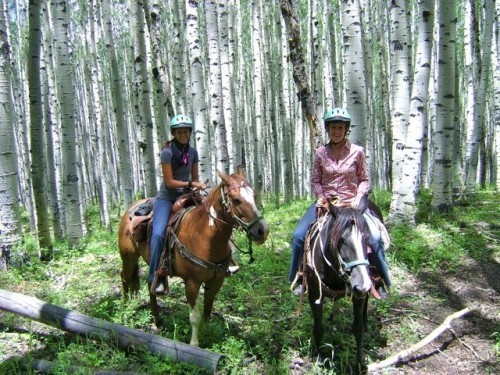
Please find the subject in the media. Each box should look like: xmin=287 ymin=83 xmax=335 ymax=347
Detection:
xmin=289 ymin=108 xmax=391 ymax=299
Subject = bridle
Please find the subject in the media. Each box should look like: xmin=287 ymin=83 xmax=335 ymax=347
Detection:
xmin=334 ymin=242 xmax=370 ymax=286
xmin=322 ymin=216 xmax=370 ymax=289
xmin=220 ymin=182 xmax=264 ymax=232
xmin=202 ymin=181 xmax=263 ymax=263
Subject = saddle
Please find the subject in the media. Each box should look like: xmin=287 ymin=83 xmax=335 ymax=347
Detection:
xmin=128 ymin=191 xmax=203 ymax=245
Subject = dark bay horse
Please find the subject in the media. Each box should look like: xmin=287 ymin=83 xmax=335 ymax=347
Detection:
xmin=118 ymin=168 xmax=269 ymax=346
xmin=302 ymin=198 xmax=373 ymax=372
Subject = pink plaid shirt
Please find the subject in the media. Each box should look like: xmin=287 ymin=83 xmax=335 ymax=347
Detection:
xmin=311 ymin=140 xmax=371 ymax=207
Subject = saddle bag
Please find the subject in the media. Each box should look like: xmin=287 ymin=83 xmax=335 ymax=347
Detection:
xmin=130 ymin=199 xmax=154 ymax=243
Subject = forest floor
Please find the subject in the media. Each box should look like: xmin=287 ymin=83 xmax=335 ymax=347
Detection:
xmin=0 ymin=193 xmax=498 ymax=374
xmin=290 ymin=226 xmax=500 ymax=374
xmin=375 ymin=256 xmax=499 ymax=375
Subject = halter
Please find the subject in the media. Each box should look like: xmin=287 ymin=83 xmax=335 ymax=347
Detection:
xmin=202 ymin=182 xmax=263 ymax=263
xmin=335 ymin=252 xmax=370 ymax=286
xmin=220 ymin=182 xmax=264 ymax=233
xmin=307 ymin=213 xmax=370 ymax=302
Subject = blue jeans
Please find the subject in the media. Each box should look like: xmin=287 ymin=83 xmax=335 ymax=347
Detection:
xmin=148 ymin=198 xmax=174 ymax=284
xmin=364 ymin=212 xmax=391 ymax=287
xmin=288 ymin=202 xmax=317 ymax=283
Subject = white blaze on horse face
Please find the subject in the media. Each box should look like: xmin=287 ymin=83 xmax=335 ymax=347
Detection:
xmin=240 ymin=185 xmax=260 ymax=216
xmin=352 ymin=225 xmax=372 ymax=292
xmin=209 ymin=205 xmax=217 ymax=226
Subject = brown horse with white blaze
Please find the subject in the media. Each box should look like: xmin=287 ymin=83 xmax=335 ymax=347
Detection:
xmin=118 ymin=168 xmax=269 ymax=346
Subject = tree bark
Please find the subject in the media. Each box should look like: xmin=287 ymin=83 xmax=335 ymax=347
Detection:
xmin=0 ymin=289 xmax=222 ymax=372
xmin=280 ymin=0 xmax=321 ymax=149
xmin=0 ymin=0 xmax=21 ymax=267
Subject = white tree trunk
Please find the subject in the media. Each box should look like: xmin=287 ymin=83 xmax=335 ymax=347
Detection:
xmin=251 ymin=0 xmax=264 ymax=206
xmin=102 ymin=0 xmax=134 ymax=208
xmin=88 ymin=0 xmax=111 ymax=230
xmin=388 ymin=0 xmax=412 ymax=211
xmin=494 ymin=0 xmax=500 ymax=190
xmin=431 ymin=0 xmax=456 ymax=210
xmin=28 ymin=0 xmax=53 ymax=252
xmin=340 ymin=0 xmax=367 ymax=145
xmin=388 ymin=0 xmax=434 ymax=224
xmin=186 ymin=0 xmax=211 ymax=182
xmin=131 ymin=0 xmax=156 ymax=197
xmin=0 ymin=0 xmax=21 ymax=258
xmin=51 ymin=0 xmax=85 ymax=244
xmin=464 ymin=0 xmax=495 ymax=192
xmin=218 ymin=0 xmax=235 ymax=171
xmin=205 ymin=0 xmax=229 ymax=176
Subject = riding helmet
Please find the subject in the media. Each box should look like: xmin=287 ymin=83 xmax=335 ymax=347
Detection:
xmin=169 ymin=114 xmax=194 ymax=130
xmin=324 ymin=108 xmax=351 ymax=130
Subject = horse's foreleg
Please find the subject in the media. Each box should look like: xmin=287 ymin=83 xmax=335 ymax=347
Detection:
xmin=352 ymin=295 xmax=368 ymax=371
xmin=308 ymin=288 xmax=324 ymax=357
xmin=148 ymin=290 xmax=161 ymax=326
xmin=189 ymin=301 xmax=201 ymax=347
xmin=185 ymin=280 xmax=202 ymax=347
xmin=202 ymin=277 xmax=225 ymax=321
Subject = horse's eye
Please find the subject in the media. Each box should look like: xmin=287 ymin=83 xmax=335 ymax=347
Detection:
xmin=232 ymin=198 xmax=242 ymax=206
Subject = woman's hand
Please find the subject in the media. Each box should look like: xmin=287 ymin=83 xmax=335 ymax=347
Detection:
xmin=316 ymin=197 xmax=327 ymax=207
xmin=192 ymin=181 xmax=207 ymax=190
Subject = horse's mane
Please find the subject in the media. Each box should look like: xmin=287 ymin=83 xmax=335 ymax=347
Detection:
xmin=203 ymin=182 xmax=223 ymax=209
xmin=329 ymin=207 xmax=369 ymax=250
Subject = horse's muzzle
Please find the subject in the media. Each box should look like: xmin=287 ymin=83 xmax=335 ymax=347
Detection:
xmin=249 ymin=220 xmax=269 ymax=244
xmin=350 ymin=267 xmax=372 ymax=295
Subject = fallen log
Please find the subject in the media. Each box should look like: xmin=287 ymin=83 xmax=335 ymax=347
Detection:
xmin=368 ymin=307 xmax=473 ymax=372
xmin=12 ymin=357 xmax=147 ymax=375
xmin=0 ymin=289 xmax=222 ymax=372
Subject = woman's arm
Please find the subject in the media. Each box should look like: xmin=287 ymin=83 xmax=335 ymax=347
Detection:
xmin=190 ymin=162 xmax=206 ymax=189
xmin=354 ymin=151 xmax=371 ymax=206
xmin=162 ymin=162 xmax=206 ymax=190
xmin=162 ymin=163 xmax=189 ymax=189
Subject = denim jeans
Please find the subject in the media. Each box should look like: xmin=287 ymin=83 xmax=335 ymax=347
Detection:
xmin=288 ymin=202 xmax=317 ymax=283
xmin=148 ymin=198 xmax=174 ymax=284
xmin=364 ymin=212 xmax=391 ymax=287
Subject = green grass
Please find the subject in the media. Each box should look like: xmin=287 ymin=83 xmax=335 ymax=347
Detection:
xmin=0 ymin=189 xmax=498 ymax=374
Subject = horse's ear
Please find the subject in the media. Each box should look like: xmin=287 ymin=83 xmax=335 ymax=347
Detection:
xmin=217 ymin=169 xmax=230 ymax=184
xmin=358 ymin=194 xmax=369 ymax=213
xmin=236 ymin=165 xmax=245 ymax=177
xmin=327 ymin=201 xmax=339 ymax=219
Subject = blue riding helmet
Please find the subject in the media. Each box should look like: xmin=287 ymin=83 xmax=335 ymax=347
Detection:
xmin=170 ymin=114 xmax=194 ymax=130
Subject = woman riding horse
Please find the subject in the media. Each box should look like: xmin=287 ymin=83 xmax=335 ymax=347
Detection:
xmin=304 ymin=198 xmax=373 ymax=371
xmin=289 ymin=107 xmax=391 ymax=299
xmin=119 ymin=168 xmax=269 ymax=347
xmin=148 ymin=114 xmax=207 ymax=295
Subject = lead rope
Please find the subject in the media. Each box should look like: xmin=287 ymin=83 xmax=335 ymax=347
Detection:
xmin=229 ymin=235 xmax=254 ymax=263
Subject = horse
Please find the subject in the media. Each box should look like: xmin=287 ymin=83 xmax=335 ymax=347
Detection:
xmin=118 ymin=168 xmax=269 ymax=347
xmin=301 ymin=197 xmax=374 ymax=372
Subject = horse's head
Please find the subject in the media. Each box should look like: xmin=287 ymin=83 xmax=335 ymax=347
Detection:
xmin=328 ymin=203 xmax=372 ymax=297
xmin=217 ymin=168 xmax=269 ymax=244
